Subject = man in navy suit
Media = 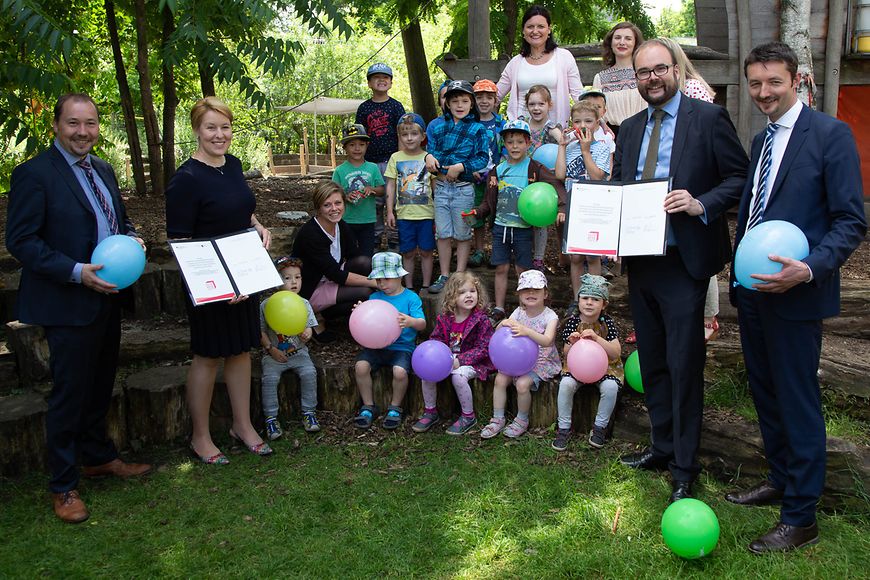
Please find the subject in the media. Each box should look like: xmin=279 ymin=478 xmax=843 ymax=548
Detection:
xmin=613 ymin=40 xmax=748 ymax=502
xmin=725 ymin=42 xmax=866 ymax=553
xmin=6 ymin=94 xmax=152 ymax=524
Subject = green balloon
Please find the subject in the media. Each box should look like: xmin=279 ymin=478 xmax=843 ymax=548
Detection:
xmin=661 ymin=498 xmax=720 ymax=559
xmin=517 ymin=182 xmax=558 ymax=227
xmin=624 ymin=350 xmax=643 ymax=393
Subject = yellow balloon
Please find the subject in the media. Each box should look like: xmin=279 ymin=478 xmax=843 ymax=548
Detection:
xmin=264 ymin=291 xmax=308 ymax=335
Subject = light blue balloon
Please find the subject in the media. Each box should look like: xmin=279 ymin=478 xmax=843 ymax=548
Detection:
xmin=531 ymin=143 xmax=559 ymax=170
xmin=734 ymin=220 xmax=809 ymax=290
xmin=90 ymin=235 xmax=146 ymax=289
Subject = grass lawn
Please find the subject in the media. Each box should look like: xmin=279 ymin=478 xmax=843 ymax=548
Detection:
xmin=2 ymin=419 xmax=868 ymax=578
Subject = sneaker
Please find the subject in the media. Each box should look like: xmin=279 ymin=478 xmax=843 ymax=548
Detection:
xmin=480 ymin=417 xmax=506 ymax=439
xmin=412 ymin=411 xmax=439 ymax=433
xmin=302 ymin=412 xmax=320 ymax=433
xmin=446 ymin=415 xmax=477 ymax=435
xmin=428 ymin=275 xmax=449 ymax=294
xmin=564 ymin=301 xmax=578 ymax=318
xmin=265 ymin=416 xmax=283 ymax=441
xmin=488 ymin=306 xmax=506 ymax=326
xmin=589 ymin=425 xmax=607 ymax=448
xmin=552 ymin=427 xmax=571 ymax=451
xmin=532 ymin=259 xmax=545 ymax=271
xmin=468 ymin=250 xmax=486 ymax=268
xmin=503 ymin=418 xmax=529 ymax=438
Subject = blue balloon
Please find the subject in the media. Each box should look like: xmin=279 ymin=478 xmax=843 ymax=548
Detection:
xmin=531 ymin=143 xmax=559 ymax=170
xmin=90 ymin=235 xmax=146 ymax=289
xmin=734 ymin=220 xmax=809 ymax=290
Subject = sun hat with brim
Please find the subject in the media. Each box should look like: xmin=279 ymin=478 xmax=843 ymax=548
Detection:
xmin=517 ymin=269 xmax=548 ymax=291
xmin=368 ymin=252 xmax=410 ymax=279
xmin=579 ymin=89 xmax=607 ymax=102
xmin=501 ymin=119 xmax=531 ymax=137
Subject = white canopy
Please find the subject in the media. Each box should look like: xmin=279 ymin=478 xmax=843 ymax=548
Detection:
xmin=277 ymin=97 xmax=364 ymax=115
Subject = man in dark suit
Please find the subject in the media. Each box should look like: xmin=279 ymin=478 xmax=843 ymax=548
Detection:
xmin=725 ymin=42 xmax=866 ymax=553
xmin=613 ymin=40 xmax=748 ymax=502
xmin=6 ymin=93 xmax=152 ymax=524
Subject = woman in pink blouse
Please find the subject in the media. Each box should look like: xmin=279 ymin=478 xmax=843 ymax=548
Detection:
xmin=496 ymin=5 xmax=583 ymax=125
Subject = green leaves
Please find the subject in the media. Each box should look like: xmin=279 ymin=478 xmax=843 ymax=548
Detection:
xmin=1 ymin=0 xmax=78 ymax=60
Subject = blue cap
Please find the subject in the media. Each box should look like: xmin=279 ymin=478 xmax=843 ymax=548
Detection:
xmin=366 ymin=62 xmax=393 ymax=78
xmin=501 ymin=119 xmax=531 ymax=136
xmin=397 ymin=112 xmax=426 ymax=132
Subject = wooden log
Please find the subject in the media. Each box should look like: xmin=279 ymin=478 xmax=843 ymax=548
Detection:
xmin=119 ymin=327 xmax=191 ymax=364
xmin=105 ymin=382 xmax=128 ymax=452
xmin=468 ymin=0 xmax=490 ymax=60
xmin=131 ymin=262 xmax=162 ymax=320
xmin=124 ymin=365 xmax=190 ymax=445
xmin=159 ymin=262 xmax=189 ymax=317
xmin=823 ymin=0 xmax=847 ymax=115
xmin=736 ymin=0 xmax=753 ymax=149
xmin=0 ymin=350 xmax=18 ymax=396
xmin=4 ymin=321 xmax=51 ymax=390
xmin=0 ymin=271 xmax=19 ymax=325
xmin=0 ymin=391 xmax=48 ymax=476
xmin=330 ymin=136 xmax=337 ymax=169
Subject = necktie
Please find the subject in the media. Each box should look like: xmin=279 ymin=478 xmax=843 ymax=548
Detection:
xmin=746 ymin=123 xmax=779 ymax=231
xmin=77 ymin=159 xmax=119 ymax=234
xmin=641 ymin=108 xmax=665 ymax=180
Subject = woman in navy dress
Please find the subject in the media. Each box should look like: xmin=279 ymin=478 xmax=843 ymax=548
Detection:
xmin=166 ymin=97 xmax=273 ymax=464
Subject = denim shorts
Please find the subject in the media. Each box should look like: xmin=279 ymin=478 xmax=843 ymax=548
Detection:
xmin=490 ymin=224 xmax=533 ymax=267
xmin=397 ymin=219 xmax=435 ymax=253
xmin=434 ymin=180 xmax=474 ymax=241
xmin=356 ymin=348 xmax=413 ymax=374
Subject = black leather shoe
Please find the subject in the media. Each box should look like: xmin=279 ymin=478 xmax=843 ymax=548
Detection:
xmin=670 ymin=480 xmax=693 ymax=503
xmin=748 ymin=521 xmax=819 ymax=554
xmin=725 ymin=481 xmax=784 ymax=506
xmin=620 ymin=449 xmax=669 ymax=471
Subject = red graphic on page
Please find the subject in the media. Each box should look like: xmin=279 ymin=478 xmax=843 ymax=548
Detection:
xmin=567 ymin=230 xmax=616 ymax=255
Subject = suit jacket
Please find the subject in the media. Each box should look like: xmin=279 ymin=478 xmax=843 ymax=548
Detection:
xmin=613 ymin=96 xmax=748 ymax=280
xmin=5 ymin=145 xmax=136 ymax=326
xmin=730 ymin=105 xmax=866 ymax=320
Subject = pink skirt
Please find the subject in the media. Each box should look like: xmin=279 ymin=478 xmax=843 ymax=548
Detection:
xmin=309 ymin=277 xmax=339 ymax=312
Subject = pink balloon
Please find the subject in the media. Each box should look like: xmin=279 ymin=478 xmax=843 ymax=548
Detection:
xmin=349 ymin=300 xmax=402 ymax=349
xmin=567 ymin=339 xmax=609 ymax=384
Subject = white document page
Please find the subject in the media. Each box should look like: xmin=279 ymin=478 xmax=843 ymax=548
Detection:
xmin=213 ymin=230 xmax=283 ymax=296
xmin=564 ymin=182 xmax=623 ymax=256
xmin=169 ymin=240 xmax=236 ymax=305
xmin=618 ymin=180 xmax=670 ymax=256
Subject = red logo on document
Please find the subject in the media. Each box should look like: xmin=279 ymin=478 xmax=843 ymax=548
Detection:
xmin=587 ymin=231 xmax=600 ymax=242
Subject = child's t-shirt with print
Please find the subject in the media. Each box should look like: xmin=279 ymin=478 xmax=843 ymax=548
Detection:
xmin=332 ymin=161 xmax=385 ymax=224
xmin=368 ymin=288 xmax=424 ymax=353
xmin=355 ymin=97 xmax=406 ymax=164
xmin=384 ymin=151 xmax=434 ymax=221
xmin=564 ymin=139 xmax=611 ymax=193
xmin=479 ymin=114 xmax=505 ymax=171
xmin=494 ymin=157 xmax=531 ymax=228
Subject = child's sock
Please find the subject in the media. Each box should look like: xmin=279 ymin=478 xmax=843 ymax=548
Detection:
xmin=516 ymin=411 xmax=529 ymax=423
xmin=424 ymin=406 xmax=437 ymax=416
xmin=462 ymin=411 xmax=476 ymax=419
xmin=493 ymin=408 xmax=505 ymax=419
xmin=452 ymin=373 xmax=475 ymax=415
xmin=421 ymin=380 xmax=438 ymax=409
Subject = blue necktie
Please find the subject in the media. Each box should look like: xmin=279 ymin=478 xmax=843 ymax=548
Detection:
xmin=746 ymin=123 xmax=779 ymax=231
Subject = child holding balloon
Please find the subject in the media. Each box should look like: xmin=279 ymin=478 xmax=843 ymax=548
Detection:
xmin=482 ymin=270 xmax=560 ymax=439
xmin=524 ymin=85 xmax=562 ymax=271
xmin=412 ymin=272 xmax=495 ymax=435
xmin=353 ymin=252 xmax=426 ymax=430
xmin=552 ymin=274 xmax=622 ymax=451
xmin=260 ymin=257 xmax=321 ymax=438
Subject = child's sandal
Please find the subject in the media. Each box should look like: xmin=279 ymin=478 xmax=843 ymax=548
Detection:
xmin=480 ymin=417 xmax=506 ymax=439
xmin=353 ymin=404 xmax=380 ymax=429
xmin=412 ymin=411 xmax=439 ymax=433
xmin=382 ymin=405 xmax=404 ymax=430
xmin=503 ymin=418 xmax=529 ymax=439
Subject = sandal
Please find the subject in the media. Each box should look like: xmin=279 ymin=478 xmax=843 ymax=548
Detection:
xmin=503 ymin=418 xmax=529 ymax=438
xmin=382 ymin=405 xmax=404 ymax=430
xmin=704 ymin=317 xmax=720 ymax=343
xmin=353 ymin=404 xmax=380 ymax=429
xmin=229 ymin=430 xmax=273 ymax=456
xmin=480 ymin=417 xmax=506 ymax=439
xmin=412 ymin=410 xmax=439 ymax=433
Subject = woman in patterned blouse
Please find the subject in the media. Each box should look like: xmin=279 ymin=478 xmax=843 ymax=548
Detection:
xmin=592 ymin=22 xmax=647 ymax=136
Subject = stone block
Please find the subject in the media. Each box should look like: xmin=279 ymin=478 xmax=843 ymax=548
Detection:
xmin=0 ymin=391 xmax=47 ymax=476
xmin=125 ymin=365 xmax=189 ymax=445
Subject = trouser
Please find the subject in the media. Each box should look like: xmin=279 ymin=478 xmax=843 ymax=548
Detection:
xmin=260 ymin=349 xmax=318 ymax=416
xmin=557 ymin=375 xmax=619 ymax=430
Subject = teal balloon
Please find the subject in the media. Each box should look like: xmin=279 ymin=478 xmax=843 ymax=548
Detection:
xmin=734 ymin=220 xmax=809 ymax=290
xmin=531 ymin=143 xmax=558 ymax=170
xmin=90 ymin=235 xmax=146 ymax=289
xmin=661 ymin=498 xmax=720 ymax=559
xmin=518 ymin=182 xmax=558 ymax=227
xmin=624 ymin=350 xmax=643 ymax=393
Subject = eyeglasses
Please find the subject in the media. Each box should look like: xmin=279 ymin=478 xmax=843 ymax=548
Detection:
xmin=635 ymin=64 xmax=673 ymax=81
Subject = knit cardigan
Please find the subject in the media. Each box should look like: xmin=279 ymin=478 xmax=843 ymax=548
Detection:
xmin=428 ymin=308 xmax=495 ymax=381
xmin=496 ymin=47 xmax=583 ymax=125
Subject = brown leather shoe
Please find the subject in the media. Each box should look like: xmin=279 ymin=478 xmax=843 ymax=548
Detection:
xmin=81 ymin=458 xmax=153 ymax=479
xmin=52 ymin=490 xmax=89 ymax=524
xmin=749 ymin=521 xmax=819 ymax=554
xmin=725 ymin=481 xmax=783 ymax=506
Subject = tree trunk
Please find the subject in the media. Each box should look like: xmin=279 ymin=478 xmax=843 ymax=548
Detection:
xmin=105 ymin=0 xmax=146 ymax=195
xmin=161 ymin=6 xmax=178 ymax=186
xmin=500 ymin=0 xmax=518 ymax=60
xmin=198 ymin=57 xmax=216 ymax=98
xmin=401 ymin=20 xmax=437 ymax=122
xmin=781 ymin=0 xmax=816 ymax=108
xmin=133 ymin=0 xmax=164 ymax=194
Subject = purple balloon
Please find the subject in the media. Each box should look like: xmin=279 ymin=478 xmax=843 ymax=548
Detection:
xmin=488 ymin=326 xmax=539 ymax=377
xmin=412 ymin=340 xmax=454 ymax=382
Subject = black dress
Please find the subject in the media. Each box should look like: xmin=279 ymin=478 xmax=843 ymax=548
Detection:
xmin=165 ymin=155 xmax=260 ymax=357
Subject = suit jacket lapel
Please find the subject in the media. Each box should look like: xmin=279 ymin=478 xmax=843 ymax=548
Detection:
xmin=92 ymin=159 xmax=125 ymax=222
xmin=669 ymin=96 xmax=691 ymax=178
xmin=767 ymin=105 xmax=810 ymax=204
xmin=622 ymin=114 xmax=644 ymax=181
xmin=735 ymin=133 xmax=764 ymax=236
xmin=49 ymin=145 xmax=96 ymax=219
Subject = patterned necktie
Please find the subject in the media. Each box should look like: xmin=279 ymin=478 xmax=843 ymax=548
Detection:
xmin=641 ymin=108 xmax=665 ymax=180
xmin=77 ymin=159 xmax=119 ymax=234
xmin=746 ymin=123 xmax=780 ymax=231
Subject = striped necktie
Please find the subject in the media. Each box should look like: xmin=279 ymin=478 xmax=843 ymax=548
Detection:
xmin=746 ymin=123 xmax=779 ymax=231
xmin=77 ymin=159 xmax=119 ymax=235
